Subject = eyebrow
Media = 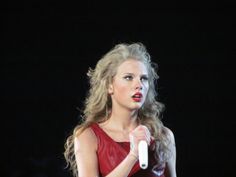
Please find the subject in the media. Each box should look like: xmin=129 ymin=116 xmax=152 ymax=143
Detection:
xmin=123 ymin=73 xmax=148 ymax=76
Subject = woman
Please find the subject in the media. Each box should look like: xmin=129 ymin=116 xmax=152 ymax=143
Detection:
xmin=64 ymin=43 xmax=177 ymax=177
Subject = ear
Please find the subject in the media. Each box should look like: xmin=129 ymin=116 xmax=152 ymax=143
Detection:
xmin=108 ymin=84 xmax=113 ymax=94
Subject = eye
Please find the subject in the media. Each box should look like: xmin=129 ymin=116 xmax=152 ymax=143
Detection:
xmin=124 ymin=75 xmax=133 ymax=81
xmin=140 ymin=76 xmax=149 ymax=82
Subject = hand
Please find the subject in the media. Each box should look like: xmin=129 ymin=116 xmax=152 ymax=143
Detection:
xmin=129 ymin=125 xmax=151 ymax=158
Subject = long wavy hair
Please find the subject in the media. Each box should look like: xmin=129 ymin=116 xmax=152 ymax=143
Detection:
xmin=64 ymin=42 xmax=171 ymax=177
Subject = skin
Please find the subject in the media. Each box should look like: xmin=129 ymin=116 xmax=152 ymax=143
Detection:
xmin=74 ymin=59 xmax=177 ymax=177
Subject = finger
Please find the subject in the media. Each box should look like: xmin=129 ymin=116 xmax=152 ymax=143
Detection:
xmin=138 ymin=125 xmax=150 ymax=136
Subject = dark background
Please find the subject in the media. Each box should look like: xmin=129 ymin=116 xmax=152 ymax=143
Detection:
xmin=2 ymin=1 xmax=235 ymax=177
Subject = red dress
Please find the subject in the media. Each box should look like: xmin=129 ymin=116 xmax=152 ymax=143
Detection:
xmin=90 ymin=123 xmax=166 ymax=177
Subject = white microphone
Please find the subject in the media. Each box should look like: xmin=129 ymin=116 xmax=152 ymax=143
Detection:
xmin=138 ymin=140 xmax=148 ymax=169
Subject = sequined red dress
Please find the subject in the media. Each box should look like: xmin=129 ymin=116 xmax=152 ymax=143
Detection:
xmin=90 ymin=123 xmax=166 ymax=177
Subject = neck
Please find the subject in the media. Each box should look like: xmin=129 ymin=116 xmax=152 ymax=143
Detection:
xmin=107 ymin=108 xmax=139 ymax=131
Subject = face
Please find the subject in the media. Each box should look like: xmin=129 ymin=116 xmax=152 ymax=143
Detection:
xmin=108 ymin=59 xmax=149 ymax=111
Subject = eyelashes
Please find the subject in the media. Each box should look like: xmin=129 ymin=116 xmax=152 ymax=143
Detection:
xmin=123 ymin=75 xmax=149 ymax=81
xmin=140 ymin=76 xmax=149 ymax=81
xmin=124 ymin=75 xmax=133 ymax=80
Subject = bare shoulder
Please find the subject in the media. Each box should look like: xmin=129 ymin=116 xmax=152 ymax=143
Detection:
xmin=73 ymin=126 xmax=99 ymax=176
xmin=162 ymin=127 xmax=177 ymax=177
xmin=163 ymin=126 xmax=175 ymax=144
xmin=74 ymin=127 xmax=97 ymax=153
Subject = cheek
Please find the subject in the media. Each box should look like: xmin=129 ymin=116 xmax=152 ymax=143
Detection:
xmin=115 ymin=84 xmax=129 ymax=94
xmin=112 ymin=80 xmax=130 ymax=96
xmin=144 ymin=83 xmax=149 ymax=90
xmin=143 ymin=84 xmax=149 ymax=96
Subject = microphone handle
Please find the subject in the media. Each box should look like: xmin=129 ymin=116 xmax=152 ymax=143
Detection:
xmin=138 ymin=140 xmax=148 ymax=169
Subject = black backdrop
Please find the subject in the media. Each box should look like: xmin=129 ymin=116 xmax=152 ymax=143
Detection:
xmin=2 ymin=2 xmax=235 ymax=177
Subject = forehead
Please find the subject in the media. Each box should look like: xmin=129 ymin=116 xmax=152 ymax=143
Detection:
xmin=116 ymin=59 xmax=148 ymax=74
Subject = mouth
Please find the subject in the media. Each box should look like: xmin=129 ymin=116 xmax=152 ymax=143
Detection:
xmin=132 ymin=92 xmax=143 ymax=102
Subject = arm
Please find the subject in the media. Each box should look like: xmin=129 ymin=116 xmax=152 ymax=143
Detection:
xmin=164 ymin=127 xmax=177 ymax=177
xmin=74 ymin=128 xmax=99 ymax=177
xmin=105 ymin=152 xmax=138 ymax=177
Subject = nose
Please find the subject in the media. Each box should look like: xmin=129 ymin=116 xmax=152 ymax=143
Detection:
xmin=135 ymin=79 xmax=143 ymax=90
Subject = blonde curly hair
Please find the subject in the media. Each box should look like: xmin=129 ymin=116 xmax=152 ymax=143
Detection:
xmin=64 ymin=42 xmax=171 ymax=177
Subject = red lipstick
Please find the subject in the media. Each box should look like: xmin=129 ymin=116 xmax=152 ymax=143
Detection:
xmin=132 ymin=92 xmax=143 ymax=102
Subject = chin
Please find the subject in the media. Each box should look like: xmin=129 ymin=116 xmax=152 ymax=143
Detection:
xmin=131 ymin=103 xmax=143 ymax=110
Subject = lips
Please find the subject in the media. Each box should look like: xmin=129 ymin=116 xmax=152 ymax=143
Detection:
xmin=132 ymin=92 xmax=143 ymax=102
